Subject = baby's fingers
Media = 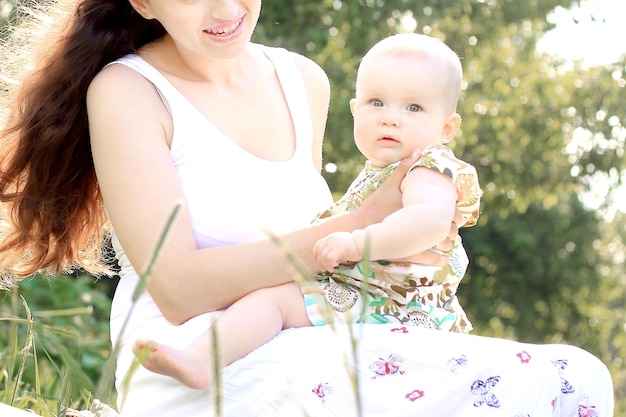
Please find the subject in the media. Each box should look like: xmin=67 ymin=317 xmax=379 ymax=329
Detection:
xmin=314 ymin=241 xmax=339 ymax=271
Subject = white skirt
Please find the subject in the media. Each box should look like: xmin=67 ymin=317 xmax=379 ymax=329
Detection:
xmin=112 ymin=316 xmax=614 ymax=417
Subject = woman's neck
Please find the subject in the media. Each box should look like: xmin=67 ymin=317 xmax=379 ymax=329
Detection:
xmin=140 ymin=35 xmax=257 ymax=85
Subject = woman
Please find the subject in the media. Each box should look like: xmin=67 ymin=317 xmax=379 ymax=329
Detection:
xmin=0 ymin=0 xmax=613 ymax=416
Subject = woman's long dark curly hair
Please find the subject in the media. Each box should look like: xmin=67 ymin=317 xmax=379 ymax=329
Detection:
xmin=0 ymin=0 xmax=166 ymax=283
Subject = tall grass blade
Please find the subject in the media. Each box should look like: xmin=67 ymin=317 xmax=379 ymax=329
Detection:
xmin=56 ymin=367 xmax=72 ymax=417
xmin=32 ymin=307 xmax=92 ymax=318
xmin=32 ymin=329 xmax=43 ymax=414
xmin=209 ymin=317 xmax=222 ymax=417
xmin=10 ymin=296 xmax=34 ymax=406
xmin=267 ymin=230 xmax=372 ymax=417
xmin=119 ymin=345 xmax=151 ymax=401
xmin=346 ymin=232 xmax=371 ymax=417
xmin=42 ymin=331 xmax=95 ymax=392
xmin=264 ymin=230 xmax=315 ymax=286
xmin=94 ymin=201 xmax=182 ymax=405
xmin=133 ymin=200 xmax=183 ymax=301
xmin=3 ymin=291 xmax=20 ymax=404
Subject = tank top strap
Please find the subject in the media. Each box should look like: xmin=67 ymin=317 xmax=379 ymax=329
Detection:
xmin=106 ymin=55 xmax=180 ymax=115
xmin=258 ymin=45 xmax=314 ymax=161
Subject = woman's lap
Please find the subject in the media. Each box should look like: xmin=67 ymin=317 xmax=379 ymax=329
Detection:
xmin=115 ymin=323 xmax=613 ymax=417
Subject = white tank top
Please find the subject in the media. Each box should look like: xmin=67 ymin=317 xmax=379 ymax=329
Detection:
xmin=109 ymin=45 xmax=333 ymax=339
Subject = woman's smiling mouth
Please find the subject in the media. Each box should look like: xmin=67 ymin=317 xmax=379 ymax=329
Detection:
xmin=204 ymin=17 xmax=243 ymax=38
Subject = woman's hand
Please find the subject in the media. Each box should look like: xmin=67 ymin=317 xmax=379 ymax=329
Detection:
xmin=354 ymin=150 xmax=422 ymax=224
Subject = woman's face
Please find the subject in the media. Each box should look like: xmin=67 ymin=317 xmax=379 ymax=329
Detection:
xmin=133 ymin=0 xmax=262 ymax=59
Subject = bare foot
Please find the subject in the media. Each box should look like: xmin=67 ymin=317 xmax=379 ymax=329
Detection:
xmin=132 ymin=339 xmax=213 ymax=389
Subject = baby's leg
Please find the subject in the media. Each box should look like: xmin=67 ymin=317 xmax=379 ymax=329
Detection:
xmin=207 ymin=281 xmax=312 ymax=361
xmin=133 ymin=282 xmax=311 ymax=389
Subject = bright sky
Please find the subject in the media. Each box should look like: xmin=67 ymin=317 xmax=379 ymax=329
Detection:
xmin=538 ymin=0 xmax=626 ymax=66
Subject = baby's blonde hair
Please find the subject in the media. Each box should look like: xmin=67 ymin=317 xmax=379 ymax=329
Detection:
xmin=359 ymin=33 xmax=463 ymax=113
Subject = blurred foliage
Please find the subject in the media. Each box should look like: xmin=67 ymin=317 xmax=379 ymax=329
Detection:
xmin=1 ymin=274 xmax=115 ymax=414
xmin=1 ymin=0 xmax=625 ymax=414
xmin=0 ymin=0 xmax=18 ymax=30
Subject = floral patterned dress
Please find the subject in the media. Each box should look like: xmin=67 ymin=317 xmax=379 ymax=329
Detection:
xmin=303 ymin=145 xmax=481 ymax=333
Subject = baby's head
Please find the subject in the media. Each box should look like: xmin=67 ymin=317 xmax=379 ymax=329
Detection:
xmin=351 ymin=33 xmax=463 ymax=167
xmin=359 ymin=33 xmax=462 ymax=114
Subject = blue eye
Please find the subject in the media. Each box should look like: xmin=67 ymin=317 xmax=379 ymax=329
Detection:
xmin=372 ymin=99 xmax=383 ymax=107
xmin=408 ymin=104 xmax=421 ymax=112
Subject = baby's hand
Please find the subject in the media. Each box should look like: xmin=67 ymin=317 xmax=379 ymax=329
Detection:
xmin=313 ymin=232 xmax=361 ymax=271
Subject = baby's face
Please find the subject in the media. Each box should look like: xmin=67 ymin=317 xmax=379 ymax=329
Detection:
xmin=351 ymin=54 xmax=455 ymax=168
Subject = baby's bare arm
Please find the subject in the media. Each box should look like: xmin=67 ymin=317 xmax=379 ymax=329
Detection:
xmin=351 ymin=167 xmax=457 ymax=262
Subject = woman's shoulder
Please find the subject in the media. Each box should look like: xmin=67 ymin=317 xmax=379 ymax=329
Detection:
xmin=89 ymin=57 xmax=148 ymax=94
xmin=291 ymin=53 xmax=329 ymax=94
xmin=251 ymin=43 xmax=329 ymax=94
xmin=86 ymin=56 xmax=172 ymax=144
xmin=87 ymin=55 xmax=162 ymax=109
xmin=87 ymin=63 xmax=155 ymax=129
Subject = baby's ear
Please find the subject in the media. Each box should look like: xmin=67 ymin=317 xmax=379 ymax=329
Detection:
xmin=349 ymin=98 xmax=356 ymax=117
xmin=442 ymin=113 xmax=462 ymax=143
